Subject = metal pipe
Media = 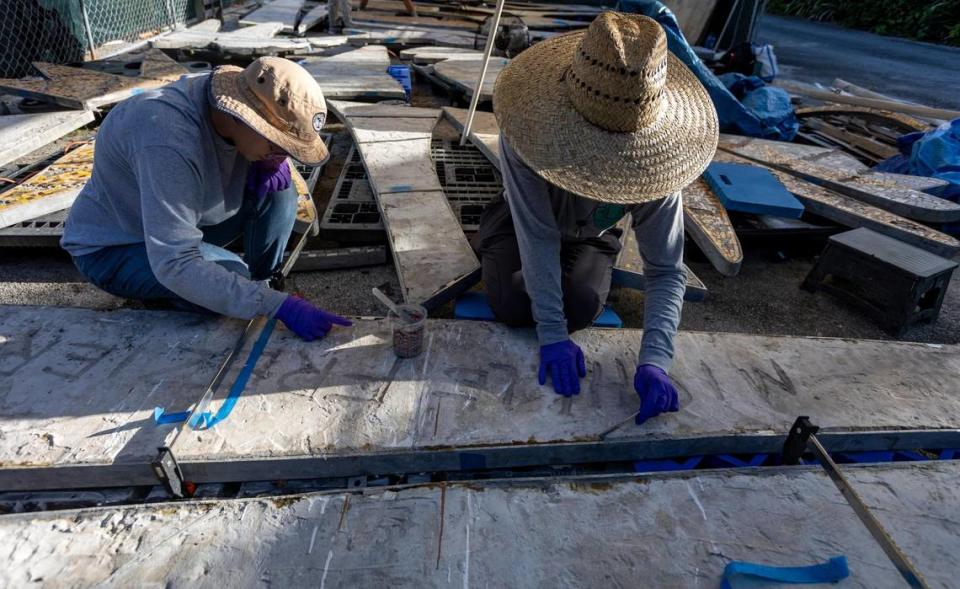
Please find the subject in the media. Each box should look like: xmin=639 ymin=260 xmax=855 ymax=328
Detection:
xmin=459 ymin=0 xmax=505 ymax=146
xmin=77 ymin=0 xmax=98 ymax=60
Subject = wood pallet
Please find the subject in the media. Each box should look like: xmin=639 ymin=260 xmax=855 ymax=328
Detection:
xmin=328 ymin=100 xmax=479 ymax=307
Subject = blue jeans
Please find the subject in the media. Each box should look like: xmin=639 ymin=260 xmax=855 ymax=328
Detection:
xmin=73 ymin=185 xmax=298 ymax=313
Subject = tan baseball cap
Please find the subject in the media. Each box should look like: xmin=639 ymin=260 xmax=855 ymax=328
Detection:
xmin=209 ymin=57 xmax=329 ymax=165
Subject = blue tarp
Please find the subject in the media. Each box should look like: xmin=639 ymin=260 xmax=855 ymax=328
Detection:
xmin=614 ymin=0 xmax=797 ymax=141
xmin=877 ymin=119 xmax=960 ymax=233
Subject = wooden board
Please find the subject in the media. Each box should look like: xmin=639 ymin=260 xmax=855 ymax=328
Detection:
xmin=714 ymin=151 xmax=960 ymax=256
xmin=682 ymin=179 xmax=742 ymax=277
xmin=239 ymin=0 xmax=305 ymax=32
xmin=399 ymin=46 xmax=483 ymax=64
xmin=328 ymin=100 xmax=479 ymax=305
xmin=719 ymin=135 xmax=960 ymax=223
xmin=794 ymin=105 xmax=933 ymax=134
xmin=2 ymin=306 xmax=960 ymax=490
xmin=153 ymin=19 xmax=328 ymax=55
xmin=345 ymin=22 xmax=479 ymax=47
xmin=0 ymin=110 xmax=94 ymax=168
xmin=297 ymin=3 xmax=330 ymax=34
xmin=663 ymin=0 xmax=719 ymax=45
xmin=3 ymin=462 xmax=957 ymax=587
xmin=0 ymin=50 xmax=189 ymax=110
xmin=300 ymin=45 xmax=405 ymax=100
xmin=0 ymin=143 xmax=94 ymax=229
xmin=433 ymin=57 xmax=508 ymax=101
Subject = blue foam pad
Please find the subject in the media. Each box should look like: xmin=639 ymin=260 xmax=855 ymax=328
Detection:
xmin=455 ymin=292 xmax=623 ymax=328
xmin=703 ymin=161 xmax=805 ymax=219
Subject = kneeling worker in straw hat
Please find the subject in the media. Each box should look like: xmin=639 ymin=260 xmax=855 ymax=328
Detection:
xmin=62 ymin=57 xmax=350 ymax=341
xmin=479 ymin=12 xmax=718 ymax=424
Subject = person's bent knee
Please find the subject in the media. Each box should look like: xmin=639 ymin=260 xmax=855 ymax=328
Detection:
xmin=487 ymin=290 xmax=534 ymax=327
xmin=564 ymin=284 xmax=602 ymax=333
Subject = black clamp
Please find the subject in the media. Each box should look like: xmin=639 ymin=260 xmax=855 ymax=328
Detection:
xmin=152 ymin=446 xmax=195 ymax=498
xmin=782 ymin=416 xmax=819 ymax=465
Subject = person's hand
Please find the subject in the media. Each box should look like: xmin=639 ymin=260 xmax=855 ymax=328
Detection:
xmin=538 ymin=340 xmax=587 ymax=397
xmin=275 ymin=295 xmax=351 ymax=341
xmin=247 ymin=158 xmax=292 ymax=200
xmin=634 ymin=364 xmax=680 ymax=425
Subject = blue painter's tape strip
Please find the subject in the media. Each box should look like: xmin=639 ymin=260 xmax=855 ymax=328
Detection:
xmin=720 ymin=556 xmax=849 ymax=589
xmin=390 ymin=184 xmax=413 ymax=192
xmin=153 ymin=406 xmax=190 ymax=425
xmin=459 ymin=452 xmax=487 ymax=470
xmin=193 ymin=318 xmax=277 ymax=430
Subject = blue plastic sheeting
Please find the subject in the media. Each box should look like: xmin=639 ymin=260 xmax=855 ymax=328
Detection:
xmin=876 ymin=119 xmax=960 ymax=233
xmin=720 ymin=557 xmax=849 ymax=589
xmin=720 ymin=73 xmax=799 ymax=141
xmin=614 ymin=0 xmax=796 ymax=140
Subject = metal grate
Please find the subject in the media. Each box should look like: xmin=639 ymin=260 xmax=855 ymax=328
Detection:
xmin=319 ymin=140 xmax=502 ymax=238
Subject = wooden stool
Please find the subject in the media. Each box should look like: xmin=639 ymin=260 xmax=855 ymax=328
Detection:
xmin=802 ymin=227 xmax=958 ymax=337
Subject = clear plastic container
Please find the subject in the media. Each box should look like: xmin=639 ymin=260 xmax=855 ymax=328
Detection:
xmin=390 ymin=303 xmax=428 ymax=358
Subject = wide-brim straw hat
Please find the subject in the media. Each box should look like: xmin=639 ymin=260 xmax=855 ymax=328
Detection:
xmin=494 ymin=11 xmax=718 ymax=204
xmin=210 ymin=57 xmax=329 ymax=165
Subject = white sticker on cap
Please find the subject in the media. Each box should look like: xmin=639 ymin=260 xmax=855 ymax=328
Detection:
xmin=312 ymin=113 xmax=326 ymax=133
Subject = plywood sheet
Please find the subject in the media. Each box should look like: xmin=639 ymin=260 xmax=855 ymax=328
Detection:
xmin=400 ymin=46 xmax=483 ymax=64
xmin=714 ymin=151 xmax=960 ymax=256
xmin=153 ymin=19 xmax=327 ymax=55
xmin=683 ymin=179 xmax=742 ymax=276
xmin=0 ymin=142 xmax=94 ymax=229
xmin=239 ymin=0 xmax=305 ymax=32
xmin=0 ymin=110 xmax=95 ymax=168
xmin=663 ymin=0 xmax=718 ymax=44
xmin=0 ymin=50 xmax=189 ymax=110
xmin=433 ymin=57 xmax=508 ymax=101
xmin=300 ymin=45 xmax=405 ymax=100
xmin=4 ymin=462 xmax=956 ymax=587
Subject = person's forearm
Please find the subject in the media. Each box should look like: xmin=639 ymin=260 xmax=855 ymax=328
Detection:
xmin=152 ymin=252 xmax=287 ymax=319
xmin=638 ymin=264 xmax=685 ymax=371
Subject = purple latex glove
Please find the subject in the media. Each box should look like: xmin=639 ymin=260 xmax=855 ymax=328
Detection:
xmin=538 ymin=340 xmax=587 ymax=397
xmin=275 ymin=295 xmax=352 ymax=341
xmin=246 ymin=158 xmax=292 ymax=201
xmin=634 ymin=364 xmax=680 ymax=425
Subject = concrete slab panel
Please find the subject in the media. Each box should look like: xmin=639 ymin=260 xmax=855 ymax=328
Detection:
xmin=1 ymin=462 xmax=957 ymax=587
xmin=2 ymin=307 xmax=959 ymax=489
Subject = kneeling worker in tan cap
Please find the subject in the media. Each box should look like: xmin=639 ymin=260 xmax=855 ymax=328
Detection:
xmin=62 ymin=57 xmax=350 ymax=341
xmin=478 ymin=12 xmax=718 ymax=424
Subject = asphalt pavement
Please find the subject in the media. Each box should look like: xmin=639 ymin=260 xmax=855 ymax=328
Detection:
xmin=757 ymin=15 xmax=960 ymax=110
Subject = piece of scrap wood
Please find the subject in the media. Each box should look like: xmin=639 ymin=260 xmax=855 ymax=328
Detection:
xmin=239 ymin=0 xmax=306 ymax=33
xmin=399 ymin=46 xmax=483 ymax=64
xmin=714 ymin=151 xmax=960 ymax=257
xmin=0 ymin=110 xmax=95 ymax=168
xmin=433 ymin=57 xmax=508 ymax=101
xmin=0 ymin=50 xmax=189 ymax=110
xmin=0 ymin=143 xmax=94 ymax=229
xmin=719 ymin=135 xmax=960 ymax=223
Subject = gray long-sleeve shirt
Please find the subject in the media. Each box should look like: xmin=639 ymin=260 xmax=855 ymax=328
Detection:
xmin=500 ymin=137 xmax=686 ymax=371
xmin=61 ymin=74 xmax=287 ymax=319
